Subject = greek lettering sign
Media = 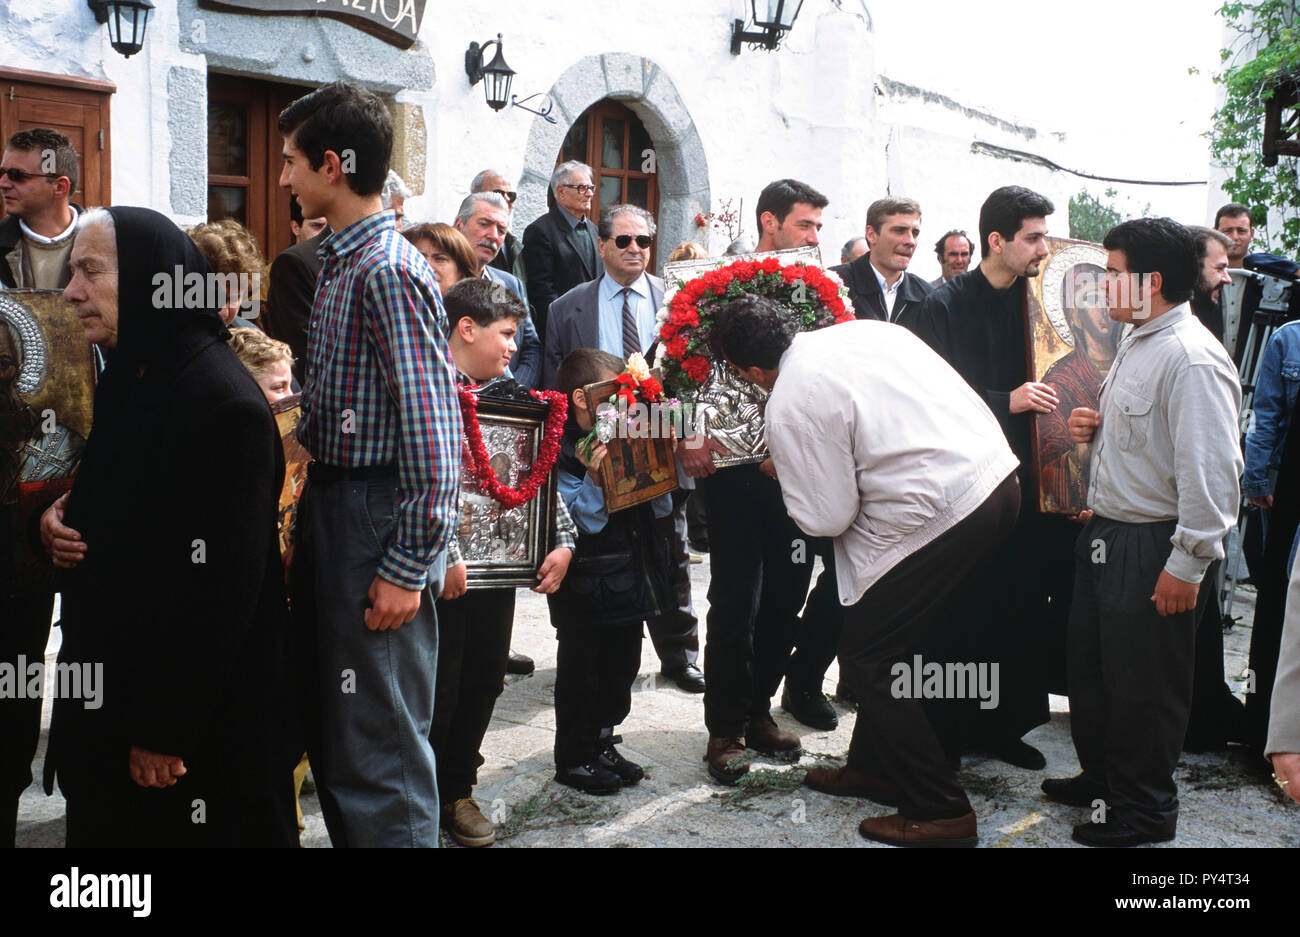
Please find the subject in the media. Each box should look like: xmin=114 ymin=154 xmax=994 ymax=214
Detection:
xmin=198 ymin=0 xmax=426 ymax=49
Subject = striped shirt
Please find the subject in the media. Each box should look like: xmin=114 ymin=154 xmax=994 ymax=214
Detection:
xmin=298 ymin=209 xmax=462 ymax=590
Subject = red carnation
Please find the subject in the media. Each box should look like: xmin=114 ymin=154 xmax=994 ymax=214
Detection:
xmin=617 ymin=387 xmax=637 ymax=406
xmin=616 ymin=372 xmax=637 ymax=388
xmin=659 ymin=321 xmax=680 ymax=342
xmin=781 ymin=265 xmax=804 ymax=284
xmin=641 ymin=376 xmax=663 ymax=399
xmin=761 ymin=257 xmax=781 ymax=274
xmin=665 ymin=334 xmax=689 ymax=359
xmin=682 ymin=355 xmax=712 ymax=383
xmin=671 ymin=306 xmax=700 ymax=328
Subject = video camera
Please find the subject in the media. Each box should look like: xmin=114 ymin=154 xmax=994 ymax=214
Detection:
xmin=1231 ymin=252 xmax=1299 ymax=313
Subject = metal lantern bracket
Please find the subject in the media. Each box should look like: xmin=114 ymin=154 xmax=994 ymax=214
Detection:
xmin=511 ymin=92 xmax=557 ymax=125
xmin=731 ymin=18 xmax=782 ymax=54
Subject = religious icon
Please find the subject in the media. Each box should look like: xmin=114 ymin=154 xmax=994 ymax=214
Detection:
xmin=0 ymin=290 xmax=96 ymax=593
xmin=581 ymin=371 xmax=678 ymax=513
xmin=271 ymin=394 xmax=311 ymax=569
xmin=659 ymin=245 xmax=831 ymax=467
xmin=1025 ymin=238 xmax=1122 ymax=514
xmin=456 ymin=392 xmax=558 ymax=589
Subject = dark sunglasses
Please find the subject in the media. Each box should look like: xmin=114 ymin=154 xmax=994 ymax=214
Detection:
xmin=0 ymin=167 xmax=60 ymax=183
xmin=492 ymin=188 xmax=517 ymax=205
xmin=612 ymin=234 xmax=653 ymax=249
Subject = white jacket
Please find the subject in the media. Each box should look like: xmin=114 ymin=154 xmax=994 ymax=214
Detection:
xmin=765 ymin=320 xmax=1019 ymax=605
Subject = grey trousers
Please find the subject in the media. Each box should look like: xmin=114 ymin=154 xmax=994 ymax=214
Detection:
xmin=1068 ymin=516 xmax=1196 ymax=838
xmin=292 ymin=475 xmax=445 ymax=847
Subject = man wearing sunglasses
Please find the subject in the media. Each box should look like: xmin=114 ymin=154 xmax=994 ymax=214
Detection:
xmin=0 ymin=127 xmax=81 ymax=846
xmin=542 ymin=204 xmax=705 ymax=694
xmin=0 ymin=128 xmax=82 ymax=290
xmin=523 ymin=161 xmax=605 ymax=342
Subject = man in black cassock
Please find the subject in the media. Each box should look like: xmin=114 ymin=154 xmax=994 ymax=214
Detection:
xmin=905 ymin=185 xmax=1076 ymax=769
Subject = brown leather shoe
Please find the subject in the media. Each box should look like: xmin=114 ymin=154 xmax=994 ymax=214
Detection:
xmin=704 ymin=737 xmax=750 ymax=785
xmin=858 ymin=811 xmax=977 ymax=848
xmin=804 ymin=765 xmax=901 ymax=807
xmin=442 ymin=797 xmax=495 ymax=847
xmin=746 ymin=712 xmax=802 ymax=762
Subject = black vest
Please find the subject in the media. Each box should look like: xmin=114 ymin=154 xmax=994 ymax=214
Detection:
xmin=551 ymin=424 xmax=673 ymax=626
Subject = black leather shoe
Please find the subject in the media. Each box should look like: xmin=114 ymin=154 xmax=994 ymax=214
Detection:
xmin=990 ymin=739 xmax=1046 ymax=770
xmin=662 ymin=663 xmax=706 ymax=694
xmin=555 ymin=762 xmax=622 ymax=795
xmin=1042 ymin=774 xmax=1108 ymax=807
xmin=597 ymin=739 xmax=644 ymax=785
xmin=506 ymin=650 xmax=535 ymax=676
xmin=1072 ymin=817 xmax=1174 ymax=847
xmin=781 ymin=685 xmax=838 ymax=731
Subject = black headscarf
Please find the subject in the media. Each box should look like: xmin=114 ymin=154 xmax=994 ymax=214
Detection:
xmin=100 ymin=206 xmax=227 ymax=375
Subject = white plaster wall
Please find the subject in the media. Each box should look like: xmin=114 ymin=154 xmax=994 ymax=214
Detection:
xmin=406 ymin=0 xmax=880 ymax=261
xmin=0 ymin=0 xmax=206 ymax=222
xmin=3 ymin=0 xmax=1113 ymax=271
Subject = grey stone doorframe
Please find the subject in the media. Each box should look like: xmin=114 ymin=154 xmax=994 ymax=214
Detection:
xmin=517 ymin=53 xmax=710 ymax=271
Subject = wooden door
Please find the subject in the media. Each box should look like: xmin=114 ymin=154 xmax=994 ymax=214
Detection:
xmin=559 ymin=100 xmax=660 ymax=269
xmin=207 ymin=75 xmax=312 ymax=262
xmin=0 ymin=67 xmax=114 ymax=214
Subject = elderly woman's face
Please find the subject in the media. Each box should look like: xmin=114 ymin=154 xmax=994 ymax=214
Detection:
xmin=64 ymin=224 xmax=120 ymax=348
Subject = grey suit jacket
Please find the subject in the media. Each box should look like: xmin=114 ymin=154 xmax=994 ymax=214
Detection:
xmin=1267 ymin=554 xmax=1300 ymax=755
xmin=541 ymin=273 xmax=665 ymax=391
xmin=483 ymin=265 xmax=542 ymax=389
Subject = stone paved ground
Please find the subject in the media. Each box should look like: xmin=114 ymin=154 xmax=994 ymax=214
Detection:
xmin=16 ymin=558 xmax=1300 ymax=848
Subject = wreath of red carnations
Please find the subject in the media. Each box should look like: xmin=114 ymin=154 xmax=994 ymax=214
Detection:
xmin=457 ymin=387 xmax=568 ymax=509
xmin=653 ymin=257 xmax=854 ymax=393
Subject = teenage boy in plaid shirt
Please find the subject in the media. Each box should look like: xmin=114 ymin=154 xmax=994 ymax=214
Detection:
xmin=279 ymin=82 xmax=461 ymax=847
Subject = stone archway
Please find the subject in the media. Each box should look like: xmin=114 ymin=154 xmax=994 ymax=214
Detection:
xmin=517 ymin=54 xmax=710 ymax=267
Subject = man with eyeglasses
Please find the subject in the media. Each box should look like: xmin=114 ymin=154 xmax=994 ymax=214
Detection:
xmin=523 ymin=161 xmax=605 ymax=342
xmin=0 ymin=127 xmax=82 ymax=846
xmin=542 ymin=204 xmax=705 ymax=695
xmin=0 ymin=128 xmax=82 ymax=290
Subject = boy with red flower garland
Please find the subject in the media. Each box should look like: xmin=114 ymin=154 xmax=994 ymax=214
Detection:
xmin=433 ymin=278 xmax=576 ymax=846
xmin=549 ymin=348 xmax=676 ymax=794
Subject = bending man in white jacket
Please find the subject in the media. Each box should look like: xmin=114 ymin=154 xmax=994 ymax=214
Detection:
xmin=709 ymin=294 xmax=1020 ymax=848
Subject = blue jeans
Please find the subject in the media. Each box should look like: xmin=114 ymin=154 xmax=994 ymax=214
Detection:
xmin=292 ymin=476 xmax=444 ymax=847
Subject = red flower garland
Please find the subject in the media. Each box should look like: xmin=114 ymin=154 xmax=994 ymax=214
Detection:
xmin=656 ymin=257 xmax=855 ymax=393
xmin=458 ymin=387 xmax=568 ymax=509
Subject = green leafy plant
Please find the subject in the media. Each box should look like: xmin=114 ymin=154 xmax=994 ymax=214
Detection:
xmin=1210 ymin=0 xmax=1300 ymax=254
xmin=1069 ymin=188 xmax=1125 ymax=243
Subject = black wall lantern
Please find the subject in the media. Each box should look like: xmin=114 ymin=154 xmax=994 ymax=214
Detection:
xmin=731 ymin=0 xmax=804 ymax=55
xmin=88 ymin=0 xmax=155 ymax=58
xmin=464 ymin=34 xmax=557 ymax=124
xmin=465 ymin=34 xmax=516 ymax=112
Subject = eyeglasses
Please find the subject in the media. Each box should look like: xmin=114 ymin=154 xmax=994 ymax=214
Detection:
xmin=492 ymin=188 xmax=517 ymax=205
xmin=0 ymin=167 xmax=60 ymax=183
xmin=612 ymin=234 xmax=653 ymax=249
xmin=561 ymin=183 xmax=596 ymax=195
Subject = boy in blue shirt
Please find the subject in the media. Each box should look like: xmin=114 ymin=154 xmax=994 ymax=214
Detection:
xmin=549 ymin=348 xmax=675 ymax=794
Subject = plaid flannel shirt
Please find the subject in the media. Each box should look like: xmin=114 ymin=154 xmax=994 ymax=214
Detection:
xmin=298 ymin=209 xmax=462 ymax=590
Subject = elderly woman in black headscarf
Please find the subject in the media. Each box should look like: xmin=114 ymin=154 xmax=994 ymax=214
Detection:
xmin=38 ymin=206 xmax=299 ymax=847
